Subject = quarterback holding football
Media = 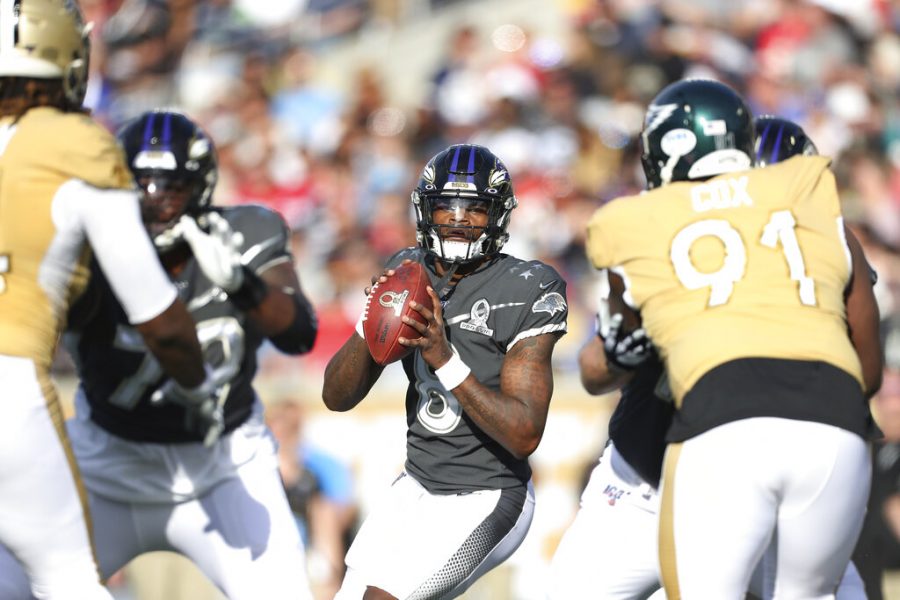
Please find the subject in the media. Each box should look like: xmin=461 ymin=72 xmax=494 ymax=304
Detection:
xmin=323 ymin=144 xmax=568 ymax=599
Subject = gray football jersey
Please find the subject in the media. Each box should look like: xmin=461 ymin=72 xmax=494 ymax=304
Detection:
xmin=68 ymin=204 xmax=292 ymax=443
xmin=387 ymin=248 xmax=568 ymax=494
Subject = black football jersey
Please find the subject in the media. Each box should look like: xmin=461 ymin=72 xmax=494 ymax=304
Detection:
xmin=608 ymin=358 xmax=674 ymax=489
xmin=386 ymin=248 xmax=568 ymax=494
xmin=65 ymin=205 xmax=292 ymax=443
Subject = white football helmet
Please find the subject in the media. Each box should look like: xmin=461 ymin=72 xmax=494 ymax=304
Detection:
xmin=0 ymin=0 xmax=92 ymax=107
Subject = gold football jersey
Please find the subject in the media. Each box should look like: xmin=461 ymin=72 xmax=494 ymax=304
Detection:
xmin=587 ymin=156 xmax=863 ymax=403
xmin=0 ymin=107 xmax=133 ymax=367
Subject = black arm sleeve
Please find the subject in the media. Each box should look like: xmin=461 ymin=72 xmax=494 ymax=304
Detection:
xmin=269 ymin=291 xmax=318 ymax=355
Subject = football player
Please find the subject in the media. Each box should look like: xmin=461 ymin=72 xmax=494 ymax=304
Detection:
xmin=323 ymin=144 xmax=568 ymax=599
xmin=549 ymin=115 xmax=872 ymax=600
xmin=0 ymin=2 xmax=213 ymax=599
xmin=584 ymin=79 xmax=882 ymax=598
xmin=0 ymin=110 xmax=319 ymax=599
xmin=754 ymin=114 xmax=818 ymax=167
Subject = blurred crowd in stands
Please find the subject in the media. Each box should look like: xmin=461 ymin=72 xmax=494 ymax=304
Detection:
xmin=64 ymin=0 xmax=900 ymax=597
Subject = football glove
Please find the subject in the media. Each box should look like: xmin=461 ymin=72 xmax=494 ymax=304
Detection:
xmin=151 ymin=366 xmax=226 ymax=447
xmin=180 ymin=213 xmax=245 ymax=293
xmin=602 ymin=313 xmax=656 ymax=372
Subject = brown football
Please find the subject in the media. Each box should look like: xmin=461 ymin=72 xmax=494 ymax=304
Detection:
xmin=363 ymin=261 xmax=431 ymax=365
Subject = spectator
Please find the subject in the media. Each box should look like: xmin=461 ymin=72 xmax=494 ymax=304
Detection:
xmin=266 ymin=397 xmax=357 ymax=600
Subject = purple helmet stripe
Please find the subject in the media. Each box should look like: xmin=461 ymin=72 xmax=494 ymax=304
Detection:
xmin=141 ymin=112 xmax=156 ymax=150
xmin=162 ymin=112 xmax=172 ymax=147
xmin=449 ymin=145 xmax=462 ymax=181
xmin=769 ymin=123 xmax=785 ymax=165
xmin=466 ymin=145 xmax=476 ymax=182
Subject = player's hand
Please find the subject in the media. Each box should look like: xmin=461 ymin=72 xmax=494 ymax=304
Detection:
xmin=363 ymin=259 xmax=413 ymax=296
xmin=180 ymin=213 xmax=245 ymax=293
xmin=185 ymin=399 xmax=225 ymax=447
xmin=399 ymin=285 xmax=453 ymax=369
xmin=602 ymin=313 xmax=655 ymax=372
xmin=151 ymin=366 xmax=225 ymax=447
xmin=356 ymin=260 xmax=414 ymax=340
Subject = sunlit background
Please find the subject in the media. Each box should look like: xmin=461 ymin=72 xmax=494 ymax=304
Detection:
xmin=50 ymin=0 xmax=900 ymax=598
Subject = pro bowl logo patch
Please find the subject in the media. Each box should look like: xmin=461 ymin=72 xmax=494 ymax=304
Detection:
xmin=532 ymin=292 xmax=566 ymax=316
xmin=460 ymin=298 xmax=493 ymax=335
xmin=379 ymin=290 xmax=409 ymax=317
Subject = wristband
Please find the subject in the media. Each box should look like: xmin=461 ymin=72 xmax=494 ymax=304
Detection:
xmin=228 ymin=267 xmax=268 ymax=311
xmin=355 ymin=310 xmax=366 ymax=339
xmin=435 ymin=345 xmax=471 ymax=390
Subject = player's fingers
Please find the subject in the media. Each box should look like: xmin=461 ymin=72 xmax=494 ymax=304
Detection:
xmin=210 ymin=212 xmax=228 ymax=232
xmin=408 ymin=300 xmax=435 ymax=324
xmin=401 ymin=315 xmax=427 ymax=335
xmin=424 ymin=286 xmax=445 ymax=323
xmin=178 ymin=214 xmax=201 ymax=241
xmin=608 ymin=313 xmax=623 ymax=333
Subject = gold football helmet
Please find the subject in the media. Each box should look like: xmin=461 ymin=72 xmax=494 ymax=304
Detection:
xmin=0 ymin=0 xmax=92 ymax=107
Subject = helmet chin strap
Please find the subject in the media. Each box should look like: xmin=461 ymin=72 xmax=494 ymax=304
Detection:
xmin=433 ymin=259 xmax=461 ymax=301
xmin=659 ymin=152 xmax=683 ymax=186
xmin=426 ymin=235 xmax=476 ymax=300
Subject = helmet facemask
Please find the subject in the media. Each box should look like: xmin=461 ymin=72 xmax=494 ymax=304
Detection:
xmin=138 ymin=176 xmax=198 ymax=251
xmin=413 ymin=194 xmax=514 ymax=263
xmin=118 ymin=110 xmax=218 ymax=253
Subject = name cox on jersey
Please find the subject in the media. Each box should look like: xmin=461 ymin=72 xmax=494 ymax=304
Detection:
xmin=691 ymin=176 xmax=752 ymax=213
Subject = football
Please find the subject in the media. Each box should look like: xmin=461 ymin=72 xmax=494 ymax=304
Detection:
xmin=363 ymin=261 xmax=431 ymax=365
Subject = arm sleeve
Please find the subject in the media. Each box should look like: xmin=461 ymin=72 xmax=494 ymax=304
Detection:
xmin=54 ymin=179 xmax=178 ymax=325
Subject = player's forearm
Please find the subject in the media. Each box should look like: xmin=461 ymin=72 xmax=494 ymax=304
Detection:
xmin=244 ymin=265 xmax=318 ymax=354
xmin=453 ymin=380 xmax=547 ymax=460
xmin=579 ymin=334 xmax=631 ymax=395
xmin=136 ymin=299 xmax=206 ymax=388
xmin=448 ymin=334 xmax=557 ymax=459
xmin=249 ymin=288 xmax=318 ymax=354
xmin=883 ymin=494 xmax=900 ymax=542
xmin=844 ymin=227 xmax=883 ymax=397
xmin=322 ymin=335 xmax=383 ymax=412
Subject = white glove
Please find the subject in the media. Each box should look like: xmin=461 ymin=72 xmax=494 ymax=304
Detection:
xmin=180 ymin=213 xmax=245 ymax=292
xmin=151 ymin=366 xmax=226 ymax=447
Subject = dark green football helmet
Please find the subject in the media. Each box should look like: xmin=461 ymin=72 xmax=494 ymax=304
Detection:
xmin=754 ymin=115 xmax=818 ymax=167
xmin=640 ymin=79 xmax=754 ymax=189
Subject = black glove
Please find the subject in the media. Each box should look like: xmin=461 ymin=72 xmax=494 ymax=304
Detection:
xmin=602 ymin=313 xmax=656 ymax=372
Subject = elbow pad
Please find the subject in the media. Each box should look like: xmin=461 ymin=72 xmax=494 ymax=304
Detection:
xmin=269 ymin=292 xmax=318 ymax=355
